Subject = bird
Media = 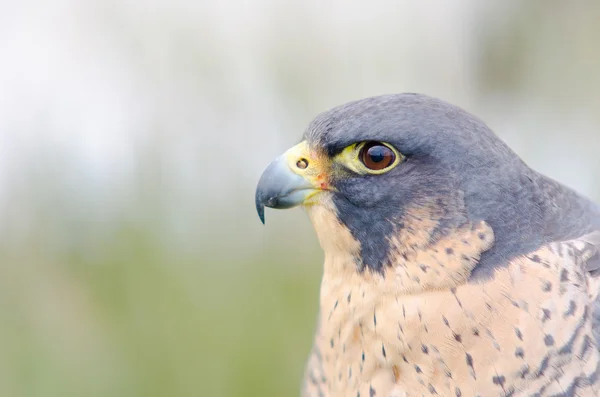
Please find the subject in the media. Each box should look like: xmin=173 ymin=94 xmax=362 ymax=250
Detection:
xmin=254 ymin=93 xmax=600 ymax=397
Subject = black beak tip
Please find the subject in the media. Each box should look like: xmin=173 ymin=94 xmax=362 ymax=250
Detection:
xmin=255 ymin=196 xmax=281 ymax=224
xmin=255 ymin=188 xmax=266 ymax=224
xmin=256 ymin=197 xmax=266 ymax=224
xmin=257 ymin=204 xmax=265 ymax=224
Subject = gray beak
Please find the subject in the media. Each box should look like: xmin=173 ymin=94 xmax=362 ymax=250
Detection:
xmin=255 ymin=153 xmax=318 ymax=224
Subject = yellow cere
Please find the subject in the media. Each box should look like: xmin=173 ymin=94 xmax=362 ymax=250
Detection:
xmin=282 ymin=141 xmax=335 ymax=204
xmin=284 ymin=141 xmax=331 ymax=179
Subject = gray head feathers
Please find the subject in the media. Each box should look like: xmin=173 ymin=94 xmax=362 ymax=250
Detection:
xmin=303 ymin=94 xmax=600 ymax=277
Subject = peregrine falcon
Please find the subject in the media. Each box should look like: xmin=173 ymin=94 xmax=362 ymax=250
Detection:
xmin=255 ymin=94 xmax=600 ymax=397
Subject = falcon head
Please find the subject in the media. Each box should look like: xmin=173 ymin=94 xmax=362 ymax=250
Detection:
xmin=255 ymin=94 xmax=544 ymax=275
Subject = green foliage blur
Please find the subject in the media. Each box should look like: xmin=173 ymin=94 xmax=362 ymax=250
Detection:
xmin=0 ymin=186 xmax=322 ymax=397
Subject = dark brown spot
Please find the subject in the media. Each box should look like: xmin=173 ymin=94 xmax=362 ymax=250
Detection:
xmin=382 ymin=344 xmax=386 ymax=359
xmin=560 ymin=269 xmax=569 ymax=282
xmin=564 ymin=300 xmax=577 ymax=317
xmin=442 ymin=315 xmax=449 ymax=327
xmin=515 ymin=347 xmax=524 ymax=358
xmin=466 ymin=353 xmax=476 ymax=379
xmin=445 ymin=247 xmax=454 ymax=255
xmin=347 ymin=292 xmax=352 ymax=303
xmin=492 ymin=375 xmax=506 ymax=387
xmin=428 ymin=383 xmax=437 ymax=394
xmin=544 ymin=335 xmax=554 ymax=346
xmin=455 ymin=388 xmax=462 ymax=397
xmin=421 ymin=344 xmax=429 ymax=354
xmin=478 ymin=232 xmax=486 ymax=240
xmin=330 ymin=338 xmax=334 ymax=348
xmin=369 ymin=385 xmax=376 ymax=397
xmin=541 ymin=308 xmax=551 ymax=323
xmin=535 ymin=355 xmax=550 ymax=377
xmin=515 ymin=328 xmax=523 ymax=341
xmin=541 ymin=281 xmax=552 ymax=292
xmin=531 ymin=255 xmax=541 ymax=263
xmin=519 ymin=364 xmax=530 ymax=378
xmin=414 ymin=365 xmax=422 ymax=374
xmin=451 ymin=288 xmax=463 ymax=308
xmin=579 ymin=334 xmax=592 ymax=360
xmin=472 ymin=328 xmax=480 ymax=337
xmin=453 ymin=333 xmax=462 ymax=343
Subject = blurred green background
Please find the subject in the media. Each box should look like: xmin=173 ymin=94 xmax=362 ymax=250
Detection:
xmin=1 ymin=1 xmax=600 ymax=396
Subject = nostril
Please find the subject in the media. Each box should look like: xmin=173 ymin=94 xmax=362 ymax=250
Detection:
xmin=266 ymin=197 xmax=279 ymax=207
xmin=296 ymin=158 xmax=308 ymax=169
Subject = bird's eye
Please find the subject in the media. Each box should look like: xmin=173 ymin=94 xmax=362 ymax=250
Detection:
xmin=360 ymin=142 xmax=396 ymax=171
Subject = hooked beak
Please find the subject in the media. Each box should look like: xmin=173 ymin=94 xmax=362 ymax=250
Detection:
xmin=255 ymin=141 xmax=324 ymax=224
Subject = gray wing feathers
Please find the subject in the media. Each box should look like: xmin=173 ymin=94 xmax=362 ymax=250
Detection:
xmin=577 ymin=231 xmax=600 ymax=347
xmin=578 ymin=231 xmax=600 ymax=274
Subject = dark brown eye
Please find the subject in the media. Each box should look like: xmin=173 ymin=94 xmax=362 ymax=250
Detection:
xmin=360 ymin=142 xmax=396 ymax=170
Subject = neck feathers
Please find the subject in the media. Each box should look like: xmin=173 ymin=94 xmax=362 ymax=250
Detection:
xmin=307 ymin=199 xmax=495 ymax=294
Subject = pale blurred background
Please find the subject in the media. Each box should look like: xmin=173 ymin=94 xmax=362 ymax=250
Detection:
xmin=0 ymin=1 xmax=599 ymax=396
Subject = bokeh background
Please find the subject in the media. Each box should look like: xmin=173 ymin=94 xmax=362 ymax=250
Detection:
xmin=1 ymin=1 xmax=599 ymax=396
